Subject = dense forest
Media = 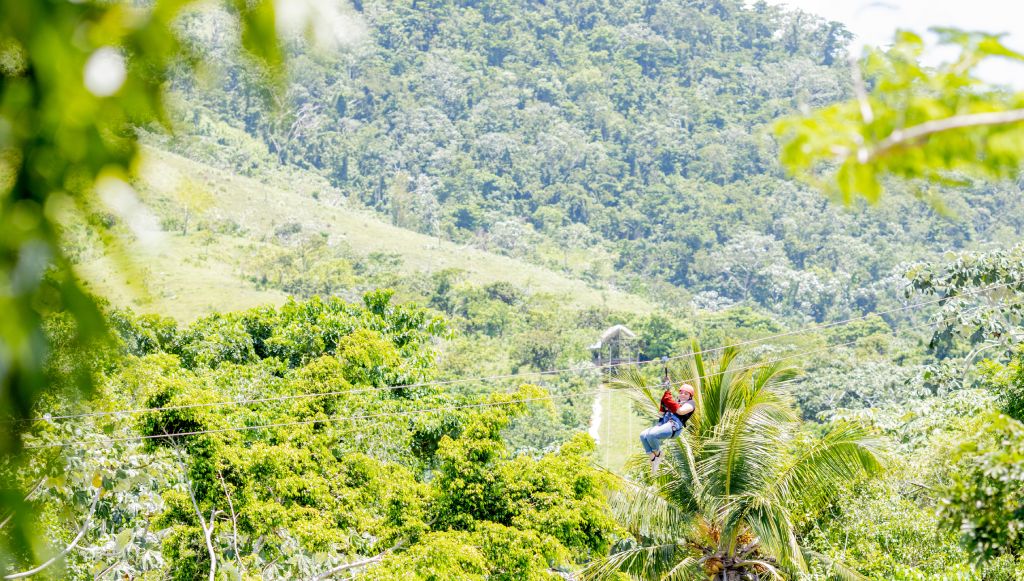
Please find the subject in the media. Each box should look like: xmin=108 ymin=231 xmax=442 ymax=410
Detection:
xmin=157 ymin=0 xmax=1024 ymax=321
xmin=3 ymin=0 xmax=1024 ymax=579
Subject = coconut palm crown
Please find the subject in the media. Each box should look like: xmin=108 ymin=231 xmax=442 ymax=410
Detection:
xmin=586 ymin=342 xmax=884 ymax=580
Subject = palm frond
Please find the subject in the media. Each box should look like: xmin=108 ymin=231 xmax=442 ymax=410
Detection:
xmin=608 ymin=365 xmax=662 ymax=416
xmin=607 ymin=364 xmax=651 ymax=391
xmin=689 ymin=345 xmax=796 ymax=440
xmin=770 ymin=421 xmax=884 ymax=507
xmin=623 ymin=447 xmax=686 ymax=496
xmin=695 ymin=345 xmax=741 ymax=432
xmin=803 ymin=549 xmax=869 ymax=581
xmin=658 ymin=555 xmax=704 ymax=581
xmin=665 ymin=433 xmax=704 ymax=504
xmin=748 ymin=359 xmax=800 ymax=400
xmin=698 ymin=395 xmax=790 ymax=499
xmin=690 ymin=340 xmax=707 ymax=391
xmin=580 ymin=542 xmax=696 ymax=581
xmin=623 ymin=450 xmax=655 ymax=475
xmin=668 ymin=355 xmax=698 ymax=386
xmin=689 ymin=343 xmax=718 ymax=430
xmin=609 ymin=476 xmax=698 ymax=541
xmin=742 ymin=497 xmax=808 ymax=574
xmin=732 ymin=559 xmax=785 ymax=581
xmin=716 ymin=503 xmax=754 ymax=558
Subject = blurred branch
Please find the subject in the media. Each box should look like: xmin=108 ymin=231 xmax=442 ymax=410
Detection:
xmin=848 ymin=55 xmax=874 ymax=125
xmin=185 ymin=471 xmax=220 ymax=581
xmin=93 ymin=560 xmax=122 ymax=580
xmin=218 ymin=470 xmax=244 ymax=575
xmin=312 ymin=540 xmax=405 ymax=581
xmin=3 ymin=487 xmax=101 ymax=580
xmin=0 ymin=478 xmax=45 ymax=531
xmin=868 ymin=109 xmax=1024 ymax=162
xmin=962 ymin=341 xmax=1001 ymax=390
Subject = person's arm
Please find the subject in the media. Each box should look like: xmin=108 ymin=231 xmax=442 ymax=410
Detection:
xmin=677 ymin=401 xmax=695 ymax=416
xmin=661 ymin=390 xmax=683 ymax=414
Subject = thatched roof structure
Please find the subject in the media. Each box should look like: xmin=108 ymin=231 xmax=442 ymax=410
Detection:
xmin=589 ymin=324 xmax=637 ymax=351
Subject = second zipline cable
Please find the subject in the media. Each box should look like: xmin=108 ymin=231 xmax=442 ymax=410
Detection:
xmin=24 ymin=311 xmax=967 ymax=452
xmin=17 ymin=288 xmax=998 ymax=426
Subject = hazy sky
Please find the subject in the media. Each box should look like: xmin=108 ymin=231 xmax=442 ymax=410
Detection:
xmin=766 ymin=0 xmax=1024 ymax=87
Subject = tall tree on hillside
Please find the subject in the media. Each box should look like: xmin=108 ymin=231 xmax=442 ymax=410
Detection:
xmin=585 ymin=345 xmax=883 ymax=579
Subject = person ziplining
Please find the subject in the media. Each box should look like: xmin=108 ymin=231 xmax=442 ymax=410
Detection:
xmin=639 ymin=364 xmax=695 ymax=473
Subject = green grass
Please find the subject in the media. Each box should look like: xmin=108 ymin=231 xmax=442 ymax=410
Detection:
xmin=75 ymin=230 xmax=290 ymax=322
xmin=593 ymin=388 xmax=650 ymax=473
xmin=76 ymin=146 xmax=657 ymax=322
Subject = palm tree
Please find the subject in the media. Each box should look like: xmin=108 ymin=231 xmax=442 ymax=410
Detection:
xmin=585 ymin=343 xmax=883 ymax=580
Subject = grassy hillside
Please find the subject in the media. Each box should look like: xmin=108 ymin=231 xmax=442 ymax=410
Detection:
xmin=75 ymin=228 xmax=290 ymax=322
xmin=77 ymin=146 xmax=656 ymax=322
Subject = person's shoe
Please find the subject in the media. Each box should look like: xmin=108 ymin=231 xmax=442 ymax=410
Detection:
xmin=651 ymin=451 xmax=663 ymax=474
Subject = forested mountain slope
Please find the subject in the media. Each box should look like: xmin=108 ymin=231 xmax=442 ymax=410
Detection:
xmin=161 ymin=0 xmax=1024 ymax=322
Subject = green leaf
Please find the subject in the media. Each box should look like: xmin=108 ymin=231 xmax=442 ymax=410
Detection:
xmin=233 ymin=0 xmax=282 ymax=71
xmin=895 ymin=30 xmax=924 ymax=47
xmin=115 ymin=529 xmax=132 ymax=551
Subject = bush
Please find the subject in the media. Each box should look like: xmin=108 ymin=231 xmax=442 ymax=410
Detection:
xmin=979 ymin=348 xmax=1024 ymax=422
xmin=939 ymin=413 xmax=1024 ymax=564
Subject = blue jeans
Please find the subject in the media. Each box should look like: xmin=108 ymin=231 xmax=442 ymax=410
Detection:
xmin=640 ymin=421 xmax=678 ymax=454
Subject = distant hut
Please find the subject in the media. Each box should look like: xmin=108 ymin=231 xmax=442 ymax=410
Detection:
xmin=590 ymin=324 xmax=639 ymax=368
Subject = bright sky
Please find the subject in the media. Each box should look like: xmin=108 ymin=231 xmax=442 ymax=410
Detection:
xmin=766 ymin=0 xmax=1024 ymax=87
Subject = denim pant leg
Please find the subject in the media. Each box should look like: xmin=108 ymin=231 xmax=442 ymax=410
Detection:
xmin=640 ymin=422 xmax=677 ymax=454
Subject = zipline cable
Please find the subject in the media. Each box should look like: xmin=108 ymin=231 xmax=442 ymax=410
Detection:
xmin=23 ymin=313 xmax=963 ymax=451
xmin=26 ymin=378 xmax=810 ymax=451
xmin=15 ymin=285 xmax=1002 ymax=425
xmin=21 ymin=321 xmax=916 ymax=425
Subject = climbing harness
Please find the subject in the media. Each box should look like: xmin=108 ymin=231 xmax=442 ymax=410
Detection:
xmin=655 ymin=356 xmax=689 ymax=438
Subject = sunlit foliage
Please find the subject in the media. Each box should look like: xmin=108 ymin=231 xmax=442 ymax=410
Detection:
xmin=777 ymin=29 xmax=1024 ymax=205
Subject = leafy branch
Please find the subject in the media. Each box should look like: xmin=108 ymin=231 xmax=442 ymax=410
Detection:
xmin=777 ymin=29 xmax=1024 ymax=205
xmin=868 ymin=108 xmax=1024 ymax=161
